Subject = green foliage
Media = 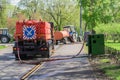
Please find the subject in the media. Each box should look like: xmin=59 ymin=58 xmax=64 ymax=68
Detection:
xmin=101 ymin=65 xmax=120 ymax=80
xmin=116 ymin=76 xmax=120 ymax=80
xmin=0 ymin=0 xmax=7 ymax=28
xmin=94 ymin=23 xmax=120 ymax=42
xmin=18 ymin=0 xmax=40 ymax=18
xmin=0 ymin=0 xmax=81 ymax=34
xmin=17 ymin=0 xmax=80 ymax=31
xmin=99 ymin=59 xmax=110 ymax=63
xmin=94 ymin=23 xmax=120 ymax=34
xmin=77 ymin=0 xmax=120 ymax=31
xmin=0 ymin=46 xmax=6 ymax=49
xmin=105 ymin=42 xmax=120 ymax=51
xmin=6 ymin=4 xmax=15 ymax=17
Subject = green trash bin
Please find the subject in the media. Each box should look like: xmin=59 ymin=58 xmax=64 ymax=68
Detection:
xmin=88 ymin=34 xmax=105 ymax=55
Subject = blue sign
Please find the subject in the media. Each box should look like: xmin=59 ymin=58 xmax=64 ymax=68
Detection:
xmin=23 ymin=26 xmax=36 ymax=39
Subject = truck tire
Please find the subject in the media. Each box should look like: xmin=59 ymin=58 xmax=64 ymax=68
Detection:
xmin=41 ymin=51 xmax=50 ymax=58
xmin=45 ymin=52 xmax=50 ymax=58
xmin=62 ymin=38 xmax=66 ymax=44
xmin=15 ymin=54 xmax=19 ymax=60
xmin=15 ymin=54 xmax=27 ymax=60
xmin=45 ymin=47 xmax=50 ymax=58
xmin=41 ymin=43 xmax=50 ymax=58
xmin=56 ymin=41 xmax=58 ymax=45
xmin=1 ymin=36 xmax=10 ymax=43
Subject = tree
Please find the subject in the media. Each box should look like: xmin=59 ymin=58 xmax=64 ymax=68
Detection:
xmin=17 ymin=0 xmax=80 ymax=31
xmin=0 ymin=0 xmax=7 ymax=28
xmin=109 ymin=0 xmax=120 ymax=22
xmin=42 ymin=0 xmax=79 ymax=30
xmin=18 ymin=0 xmax=41 ymax=19
xmin=77 ymin=0 xmax=119 ymax=31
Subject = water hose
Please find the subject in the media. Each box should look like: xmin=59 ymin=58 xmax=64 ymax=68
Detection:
xmin=16 ymin=35 xmax=86 ymax=64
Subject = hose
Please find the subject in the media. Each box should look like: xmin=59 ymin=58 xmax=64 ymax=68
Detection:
xmin=15 ymin=34 xmax=86 ymax=64
xmin=16 ymin=37 xmax=22 ymax=63
xmin=72 ymin=35 xmax=86 ymax=58
xmin=16 ymin=37 xmax=46 ymax=64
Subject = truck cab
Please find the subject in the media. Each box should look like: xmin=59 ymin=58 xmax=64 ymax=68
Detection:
xmin=0 ymin=28 xmax=11 ymax=43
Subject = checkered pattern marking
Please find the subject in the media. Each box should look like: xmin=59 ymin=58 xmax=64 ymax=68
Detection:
xmin=23 ymin=26 xmax=36 ymax=40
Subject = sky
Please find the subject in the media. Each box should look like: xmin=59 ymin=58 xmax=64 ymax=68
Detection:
xmin=10 ymin=0 xmax=20 ymax=5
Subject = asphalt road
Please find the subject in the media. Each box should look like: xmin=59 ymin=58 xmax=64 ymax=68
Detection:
xmin=0 ymin=44 xmax=60 ymax=80
xmin=0 ymin=43 xmax=14 ymax=46
xmin=0 ymin=46 xmax=35 ymax=80
xmin=0 ymin=43 xmax=98 ymax=80
xmin=28 ymin=43 xmax=97 ymax=80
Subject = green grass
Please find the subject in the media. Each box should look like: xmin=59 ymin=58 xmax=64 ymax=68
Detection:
xmin=100 ymin=65 xmax=120 ymax=80
xmin=99 ymin=42 xmax=120 ymax=80
xmin=0 ymin=46 xmax=6 ymax=49
xmin=99 ymin=59 xmax=110 ymax=63
xmin=105 ymin=42 xmax=120 ymax=51
xmin=84 ymin=44 xmax=88 ymax=54
xmin=106 ymin=40 xmax=114 ymax=43
xmin=106 ymin=40 xmax=119 ymax=43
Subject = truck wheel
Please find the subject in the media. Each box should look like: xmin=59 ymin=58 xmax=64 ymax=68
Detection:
xmin=41 ymin=52 xmax=50 ymax=58
xmin=15 ymin=54 xmax=27 ymax=60
xmin=45 ymin=47 xmax=50 ymax=58
xmin=15 ymin=54 xmax=18 ymax=60
xmin=63 ymin=39 xmax=66 ymax=44
xmin=46 ymin=53 xmax=50 ymax=58
xmin=41 ymin=44 xmax=50 ymax=58
xmin=1 ymin=36 xmax=9 ymax=43
xmin=20 ymin=54 xmax=27 ymax=60
xmin=56 ymin=41 xmax=58 ymax=45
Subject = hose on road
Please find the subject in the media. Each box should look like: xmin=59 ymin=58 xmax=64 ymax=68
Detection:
xmin=16 ymin=35 xmax=86 ymax=64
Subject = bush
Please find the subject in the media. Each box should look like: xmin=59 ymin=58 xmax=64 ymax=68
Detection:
xmin=94 ymin=23 xmax=120 ymax=42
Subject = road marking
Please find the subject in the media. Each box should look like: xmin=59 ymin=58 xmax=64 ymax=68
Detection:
xmin=20 ymin=62 xmax=45 ymax=80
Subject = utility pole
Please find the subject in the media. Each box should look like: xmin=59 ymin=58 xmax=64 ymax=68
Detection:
xmin=80 ymin=0 xmax=82 ymax=38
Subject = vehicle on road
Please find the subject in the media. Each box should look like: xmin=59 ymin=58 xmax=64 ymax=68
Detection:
xmin=63 ymin=25 xmax=80 ymax=42
xmin=13 ymin=20 xmax=54 ymax=60
xmin=54 ymin=30 xmax=69 ymax=45
xmin=54 ymin=25 xmax=81 ymax=45
xmin=0 ymin=28 xmax=11 ymax=43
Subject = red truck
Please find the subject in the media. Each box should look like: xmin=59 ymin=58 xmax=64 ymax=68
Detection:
xmin=13 ymin=20 xmax=54 ymax=60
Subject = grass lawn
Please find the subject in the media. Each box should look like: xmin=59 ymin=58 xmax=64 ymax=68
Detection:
xmin=105 ymin=42 xmax=120 ymax=51
xmin=83 ymin=40 xmax=119 ymax=79
xmin=100 ymin=42 xmax=120 ymax=80
xmin=0 ymin=46 xmax=6 ymax=49
xmin=86 ymin=42 xmax=120 ymax=80
xmin=100 ymin=64 xmax=120 ymax=80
